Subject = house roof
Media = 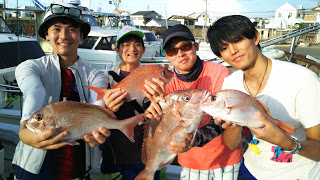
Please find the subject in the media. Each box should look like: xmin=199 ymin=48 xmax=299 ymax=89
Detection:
xmin=168 ymin=15 xmax=196 ymax=20
xmin=131 ymin=11 xmax=158 ymax=16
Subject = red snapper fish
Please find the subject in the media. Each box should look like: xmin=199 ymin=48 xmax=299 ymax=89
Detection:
xmin=135 ymin=89 xmax=210 ymax=180
xmin=201 ymin=89 xmax=295 ymax=134
xmin=26 ymin=101 xmax=144 ymax=144
xmin=86 ymin=65 xmax=174 ymax=102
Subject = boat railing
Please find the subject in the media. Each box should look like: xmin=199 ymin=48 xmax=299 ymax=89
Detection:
xmin=0 ymin=84 xmax=22 ymax=112
xmin=260 ymin=24 xmax=320 ymax=62
xmin=260 ymin=24 xmax=320 ymax=47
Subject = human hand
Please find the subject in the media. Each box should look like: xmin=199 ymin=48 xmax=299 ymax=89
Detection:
xmin=20 ymin=125 xmax=69 ymax=150
xmin=103 ymin=88 xmax=127 ymax=112
xmin=143 ymin=78 xmax=166 ymax=103
xmin=214 ymin=118 xmax=239 ymax=129
xmin=145 ymin=101 xmax=163 ymax=120
xmin=248 ymin=112 xmax=290 ymax=146
xmin=83 ymin=127 xmax=111 ymax=147
xmin=167 ymin=132 xmax=194 ymax=154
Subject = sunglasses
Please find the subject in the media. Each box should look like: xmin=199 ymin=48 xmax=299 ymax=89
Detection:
xmin=50 ymin=4 xmax=81 ymax=18
xmin=165 ymin=41 xmax=194 ymax=57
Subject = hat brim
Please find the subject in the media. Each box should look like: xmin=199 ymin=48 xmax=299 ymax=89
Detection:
xmin=116 ymin=30 xmax=144 ymax=46
xmin=38 ymin=14 xmax=91 ymax=39
xmin=163 ymin=31 xmax=195 ymax=49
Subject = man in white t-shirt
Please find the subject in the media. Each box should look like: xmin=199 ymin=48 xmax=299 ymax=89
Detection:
xmin=207 ymin=15 xmax=320 ymax=180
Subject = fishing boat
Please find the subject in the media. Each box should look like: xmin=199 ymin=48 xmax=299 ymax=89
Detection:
xmin=0 ymin=13 xmax=45 ymax=179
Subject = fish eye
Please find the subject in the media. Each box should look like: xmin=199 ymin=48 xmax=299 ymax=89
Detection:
xmin=161 ymin=70 xmax=165 ymax=76
xmin=211 ymin=95 xmax=217 ymax=101
xmin=182 ymin=95 xmax=191 ymax=102
xmin=35 ymin=113 xmax=43 ymax=121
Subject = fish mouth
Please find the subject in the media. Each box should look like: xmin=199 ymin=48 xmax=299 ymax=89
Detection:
xmin=201 ymin=91 xmax=211 ymax=104
xmin=26 ymin=123 xmax=41 ymax=134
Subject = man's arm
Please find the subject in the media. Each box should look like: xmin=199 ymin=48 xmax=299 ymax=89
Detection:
xmin=250 ymin=112 xmax=320 ymax=162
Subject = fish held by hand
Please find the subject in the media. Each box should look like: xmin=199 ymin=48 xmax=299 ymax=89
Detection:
xmin=87 ymin=65 xmax=174 ymax=102
xmin=26 ymin=101 xmax=144 ymax=145
xmin=201 ymin=89 xmax=295 ymax=134
xmin=135 ymin=89 xmax=210 ymax=180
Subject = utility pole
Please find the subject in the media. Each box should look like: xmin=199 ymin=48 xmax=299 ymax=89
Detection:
xmin=202 ymin=0 xmax=208 ymax=41
xmin=2 ymin=0 xmax=6 ymax=20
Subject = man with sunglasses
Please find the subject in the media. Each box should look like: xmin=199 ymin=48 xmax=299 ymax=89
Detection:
xmin=145 ymin=24 xmax=243 ymax=179
xmin=12 ymin=2 xmax=110 ymax=180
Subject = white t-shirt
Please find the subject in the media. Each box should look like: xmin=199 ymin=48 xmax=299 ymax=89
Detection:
xmin=223 ymin=59 xmax=320 ymax=180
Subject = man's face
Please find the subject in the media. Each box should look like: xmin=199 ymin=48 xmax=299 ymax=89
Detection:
xmin=219 ymin=34 xmax=260 ymax=71
xmin=165 ymin=38 xmax=198 ymax=74
xmin=116 ymin=36 xmax=146 ymax=66
xmin=45 ymin=23 xmax=83 ymax=59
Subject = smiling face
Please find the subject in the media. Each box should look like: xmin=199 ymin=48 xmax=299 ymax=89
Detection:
xmin=219 ymin=34 xmax=260 ymax=71
xmin=164 ymin=37 xmax=199 ymax=74
xmin=116 ymin=35 xmax=146 ymax=67
xmin=45 ymin=22 xmax=83 ymax=61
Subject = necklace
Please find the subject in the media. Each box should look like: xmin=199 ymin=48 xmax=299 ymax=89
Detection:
xmin=244 ymin=58 xmax=268 ymax=97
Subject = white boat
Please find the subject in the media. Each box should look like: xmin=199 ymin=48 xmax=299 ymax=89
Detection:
xmin=0 ymin=14 xmax=45 ymax=179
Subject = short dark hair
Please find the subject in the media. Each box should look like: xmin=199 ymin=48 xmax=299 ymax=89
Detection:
xmin=207 ymin=15 xmax=260 ymax=57
xmin=44 ymin=17 xmax=83 ymax=37
xmin=116 ymin=34 xmax=145 ymax=49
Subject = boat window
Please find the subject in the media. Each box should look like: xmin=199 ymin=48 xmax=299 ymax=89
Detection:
xmin=79 ymin=36 xmax=99 ymax=49
xmin=82 ymin=14 xmax=99 ymax=26
xmin=95 ymin=36 xmax=116 ymax=50
xmin=0 ymin=16 xmax=11 ymax=33
xmin=0 ymin=41 xmax=44 ymax=69
xmin=144 ymin=32 xmax=157 ymax=42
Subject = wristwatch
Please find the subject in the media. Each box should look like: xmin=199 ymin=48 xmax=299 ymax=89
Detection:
xmin=280 ymin=137 xmax=301 ymax=154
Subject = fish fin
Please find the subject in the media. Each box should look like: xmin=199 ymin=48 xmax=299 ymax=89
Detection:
xmin=135 ymin=169 xmax=155 ymax=180
xmin=131 ymin=87 xmax=146 ymax=94
xmin=120 ymin=114 xmax=145 ymax=142
xmin=254 ymin=97 xmax=272 ymax=115
xmin=275 ymin=119 xmax=296 ymax=134
xmin=62 ymin=140 xmax=80 ymax=146
xmin=159 ymin=154 xmax=176 ymax=169
xmin=97 ymin=106 xmax=117 ymax=119
xmin=86 ymin=86 xmax=108 ymax=100
xmin=226 ymin=104 xmax=243 ymax=114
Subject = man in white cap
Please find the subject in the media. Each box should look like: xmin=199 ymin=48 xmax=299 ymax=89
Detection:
xmin=12 ymin=2 xmax=110 ymax=179
xmin=100 ymin=25 xmax=167 ymax=180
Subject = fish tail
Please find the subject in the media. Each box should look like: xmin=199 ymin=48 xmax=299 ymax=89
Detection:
xmin=276 ymin=120 xmax=296 ymax=134
xmin=121 ymin=114 xmax=144 ymax=143
xmin=86 ymin=86 xmax=108 ymax=100
xmin=135 ymin=170 xmax=154 ymax=180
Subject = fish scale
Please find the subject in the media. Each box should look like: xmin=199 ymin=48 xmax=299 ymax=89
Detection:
xmin=135 ymin=89 xmax=210 ymax=180
xmin=201 ymin=89 xmax=295 ymax=134
xmin=26 ymin=101 xmax=144 ymax=144
xmin=87 ymin=65 xmax=174 ymax=102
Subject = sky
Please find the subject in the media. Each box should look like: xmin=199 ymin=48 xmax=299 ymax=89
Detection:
xmin=4 ymin=0 xmax=320 ymax=19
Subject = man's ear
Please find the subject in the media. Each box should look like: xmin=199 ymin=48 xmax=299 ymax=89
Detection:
xmin=45 ymin=34 xmax=50 ymax=41
xmin=194 ymin=42 xmax=199 ymax=51
xmin=115 ymin=47 xmax=120 ymax=55
xmin=80 ymin=32 xmax=84 ymax=41
xmin=254 ymin=31 xmax=260 ymax=46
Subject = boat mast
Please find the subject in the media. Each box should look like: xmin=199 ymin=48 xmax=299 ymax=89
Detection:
xmin=114 ymin=0 xmax=121 ymax=15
